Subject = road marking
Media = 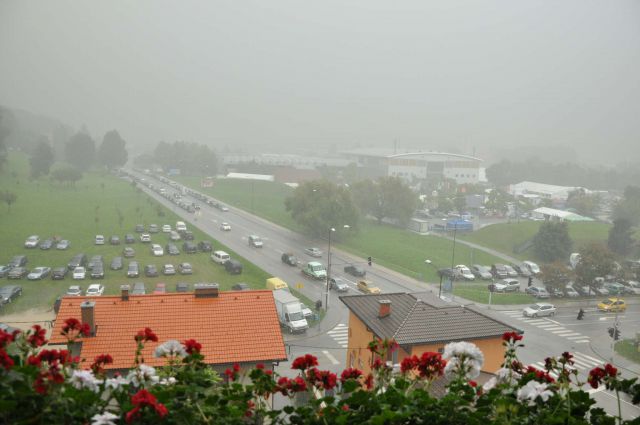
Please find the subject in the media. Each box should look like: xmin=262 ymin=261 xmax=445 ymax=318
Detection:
xmin=567 ymin=335 xmax=588 ymax=340
xmin=545 ymin=318 xmax=561 ymax=325
xmin=588 ymin=386 xmax=605 ymax=395
xmin=573 ymin=340 xmax=590 ymax=344
xmin=537 ymin=324 xmax=562 ymax=329
xmin=551 ymin=329 xmax=569 ymax=334
xmin=558 ymin=332 xmax=581 ymax=337
xmin=575 ymin=352 xmax=602 ymax=363
xmin=599 ymin=317 xmax=612 ymax=321
xmin=322 ymin=350 xmax=340 ymax=365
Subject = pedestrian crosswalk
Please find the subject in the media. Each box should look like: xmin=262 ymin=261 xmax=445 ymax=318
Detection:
xmin=327 ymin=323 xmax=349 ymax=348
xmin=501 ymin=310 xmax=591 ymax=344
xmin=528 ymin=351 xmax=604 ymax=380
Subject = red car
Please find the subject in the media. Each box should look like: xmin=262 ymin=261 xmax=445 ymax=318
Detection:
xmin=153 ymin=283 xmax=167 ymax=294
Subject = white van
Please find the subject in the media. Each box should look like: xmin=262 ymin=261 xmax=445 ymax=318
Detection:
xmin=176 ymin=221 xmax=187 ymax=232
xmin=211 ymin=250 xmax=230 ymax=264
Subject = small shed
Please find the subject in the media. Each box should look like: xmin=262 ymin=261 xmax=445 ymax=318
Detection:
xmin=408 ymin=218 xmax=430 ymax=234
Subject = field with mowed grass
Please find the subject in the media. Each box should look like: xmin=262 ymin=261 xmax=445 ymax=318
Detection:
xmin=459 ymin=220 xmax=613 ymax=261
xmin=174 ymin=177 xmax=505 ymax=283
xmin=452 ymin=282 xmax=535 ymax=305
xmin=0 ymin=154 xmax=274 ymax=316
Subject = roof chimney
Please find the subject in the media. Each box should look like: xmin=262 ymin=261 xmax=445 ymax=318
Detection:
xmin=120 ymin=284 xmax=130 ymax=301
xmin=378 ymin=299 xmax=392 ymax=318
xmin=194 ymin=283 xmax=219 ymax=298
xmin=80 ymin=300 xmax=96 ymax=336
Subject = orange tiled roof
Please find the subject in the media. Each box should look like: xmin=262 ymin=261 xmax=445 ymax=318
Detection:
xmin=49 ymin=290 xmax=287 ymax=370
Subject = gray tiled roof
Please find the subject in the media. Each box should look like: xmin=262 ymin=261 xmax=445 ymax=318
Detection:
xmin=340 ymin=292 xmax=520 ymax=347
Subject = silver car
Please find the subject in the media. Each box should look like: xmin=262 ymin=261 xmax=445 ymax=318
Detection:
xmin=523 ymin=303 xmax=556 ymax=318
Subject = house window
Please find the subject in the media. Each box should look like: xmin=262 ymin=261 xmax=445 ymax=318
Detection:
xmin=437 ymin=347 xmax=444 ymax=354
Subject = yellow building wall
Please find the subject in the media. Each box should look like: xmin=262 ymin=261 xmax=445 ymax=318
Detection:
xmin=346 ymin=311 xmax=375 ymax=373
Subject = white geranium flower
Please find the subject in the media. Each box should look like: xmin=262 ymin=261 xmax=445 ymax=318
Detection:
xmin=127 ymin=364 xmax=160 ymax=387
xmin=517 ymin=380 xmax=553 ymax=405
xmin=159 ymin=376 xmax=177 ymax=385
xmin=482 ymin=377 xmax=497 ymax=392
xmin=154 ymin=340 xmax=187 ymax=358
xmin=105 ymin=375 xmax=129 ymax=390
xmin=443 ymin=341 xmax=484 ymax=379
xmin=70 ymin=370 xmax=100 ymax=393
xmin=91 ymin=411 xmax=119 ymax=425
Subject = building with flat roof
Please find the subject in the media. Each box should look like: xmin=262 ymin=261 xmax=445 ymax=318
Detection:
xmin=509 ymin=181 xmax=587 ymax=202
xmin=340 ymin=148 xmax=483 ymax=184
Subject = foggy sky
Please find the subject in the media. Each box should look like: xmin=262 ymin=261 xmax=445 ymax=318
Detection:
xmin=1 ymin=1 xmax=639 ymax=163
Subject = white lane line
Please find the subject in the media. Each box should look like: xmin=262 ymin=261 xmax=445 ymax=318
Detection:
xmin=571 ymin=359 xmax=595 ymax=369
xmin=322 ymin=350 xmax=340 ymax=365
xmin=567 ymin=335 xmax=588 ymax=340
xmin=525 ymin=320 xmax=548 ymax=324
xmin=574 ymin=340 xmax=591 ymax=344
xmin=576 ymin=352 xmax=602 ymax=363
xmin=551 ymin=329 xmax=570 ymax=334
xmin=545 ymin=319 xmax=561 ymax=325
xmin=555 ymin=331 xmax=578 ymax=336
xmin=588 ymin=386 xmax=605 ymax=395
xmin=537 ymin=324 xmax=562 ymax=329
xmin=558 ymin=333 xmax=581 ymax=337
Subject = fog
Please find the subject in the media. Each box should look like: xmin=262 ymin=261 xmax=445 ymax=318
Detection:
xmin=1 ymin=1 xmax=639 ymax=163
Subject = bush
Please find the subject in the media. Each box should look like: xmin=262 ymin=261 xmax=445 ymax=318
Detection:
xmin=1 ymin=321 xmax=638 ymax=424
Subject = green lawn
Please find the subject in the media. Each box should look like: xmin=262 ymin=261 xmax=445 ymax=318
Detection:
xmin=453 ymin=283 xmax=536 ymax=305
xmin=174 ymin=177 xmax=506 ymax=284
xmin=0 ymin=154 xmax=290 ymax=316
xmin=459 ymin=221 xmax=612 ymax=261
xmin=614 ymin=339 xmax=640 ymax=364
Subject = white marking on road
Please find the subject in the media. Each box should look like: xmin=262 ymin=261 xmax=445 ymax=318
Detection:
xmin=551 ymin=329 xmax=570 ymax=334
xmin=558 ymin=333 xmax=581 ymax=337
xmin=537 ymin=324 xmax=563 ymax=329
xmin=322 ymin=350 xmax=340 ymax=365
xmin=555 ymin=330 xmax=578 ymax=336
xmin=575 ymin=352 xmax=602 ymax=364
xmin=599 ymin=317 xmax=611 ymax=321
xmin=588 ymin=386 xmax=605 ymax=395
xmin=567 ymin=335 xmax=589 ymax=340
xmin=545 ymin=319 xmax=561 ymax=325
xmin=573 ymin=340 xmax=590 ymax=344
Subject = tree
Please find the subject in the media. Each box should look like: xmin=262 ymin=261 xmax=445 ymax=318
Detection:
xmin=613 ymin=186 xmax=640 ymax=226
xmin=97 ymin=130 xmax=128 ymax=169
xmin=485 ymin=189 xmax=511 ymax=216
xmin=29 ymin=137 xmax=55 ymax=178
xmin=574 ymin=242 xmax=616 ymax=287
xmin=566 ymin=190 xmax=599 ymax=217
xmin=0 ymin=108 xmax=11 ymax=172
xmin=153 ymin=141 xmax=217 ymax=176
xmin=65 ymin=132 xmax=95 ymax=171
xmin=540 ymin=261 xmax=573 ymax=293
xmin=532 ymin=221 xmax=573 ymax=263
xmin=0 ymin=190 xmax=17 ymax=212
xmin=454 ymin=194 xmax=467 ymax=214
xmin=608 ymin=218 xmax=635 ymax=257
xmin=285 ymin=180 xmax=359 ymax=238
xmin=51 ymin=167 xmax=83 ymax=186
xmin=351 ymin=177 xmax=417 ymax=226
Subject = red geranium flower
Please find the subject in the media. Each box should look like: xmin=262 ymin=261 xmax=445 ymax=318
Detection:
xmin=126 ymin=389 xmax=168 ymax=423
xmin=27 ymin=325 xmax=48 ymax=347
xmin=183 ymin=339 xmax=202 ymax=355
xmin=134 ymin=327 xmax=158 ymax=343
xmin=0 ymin=329 xmax=17 ymax=348
xmin=0 ymin=349 xmax=14 ymax=370
xmin=340 ymin=367 xmax=363 ymax=383
xmin=502 ymin=331 xmax=523 ymax=342
xmin=291 ymin=354 xmax=318 ymax=370
xmin=416 ymin=352 xmax=446 ymax=380
xmin=91 ymin=354 xmax=114 ymax=375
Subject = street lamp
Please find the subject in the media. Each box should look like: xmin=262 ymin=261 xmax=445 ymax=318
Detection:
xmin=425 ymin=259 xmax=444 ymax=299
xmin=325 ymin=224 xmax=350 ymax=310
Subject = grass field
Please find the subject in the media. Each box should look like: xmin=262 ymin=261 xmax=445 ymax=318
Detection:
xmin=452 ymin=282 xmax=536 ymax=305
xmin=0 ymin=154 xmax=303 ymax=316
xmin=459 ymin=221 xmax=613 ymax=261
xmin=174 ymin=177 xmax=506 ymax=284
xmin=614 ymin=339 xmax=640 ymax=364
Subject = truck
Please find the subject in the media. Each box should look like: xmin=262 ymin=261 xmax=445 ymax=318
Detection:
xmin=302 ymin=262 xmax=326 ymax=280
xmin=266 ymin=277 xmax=289 ymax=291
xmin=273 ymin=290 xmax=309 ymax=333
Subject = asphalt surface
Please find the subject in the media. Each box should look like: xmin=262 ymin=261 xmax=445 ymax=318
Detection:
xmin=128 ymin=171 xmax=640 ymax=419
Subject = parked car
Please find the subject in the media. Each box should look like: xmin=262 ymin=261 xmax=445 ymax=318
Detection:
xmin=471 ymin=265 xmax=493 ymax=280
xmin=513 ymin=264 xmax=532 ymax=277
xmin=166 ymin=243 xmax=180 ymax=255
xmin=140 ymin=233 xmax=151 ymax=243
xmin=110 ymin=257 xmax=123 ymax=270
xmin=153 ymin=283 xmax=167 ymax=294
xmin=281 ymin=253 xmax=298 ymax=266
xmin=525 ymin=286 xmax=550 ymax=299
xmin=151 ymin=244 xmax=164 ymax=256
xmin=211 ymin=251 xmax=230 ymax=264
xmin=305 ymin=247 xmax=323 ymax=258
xmin=162 ymin=225 xmax=171 ymax=233
xmin=135 ymin=224 xmax=145 ymax=233
xmin=454 ymin=265 xmax=475 ymax=281
xmin=523 ymin=261 xmax=541 ymax=276
xmin=86 ymin=284 xmax=105 ymax=296
xmin=622 ymin=281 xmax=640 ymax=295
xmin=220 ymin=222 xmax=231 ymax=231
xmin=577 ymin=285 xmax=594 ymax=297
xmin=329 ymin=277 xmax=349 ymax=292
xmin=491 ymin=264 xmax=509 ymax=279
xmin=564 ymin=285 xmax=580 ymax=298
xmin=493 ymin=279 xmax=520 ymax=292
xmin=592 ymin=286 xmax=610 ymax=296
xmin=225 ymin=259 xmax=243 ymax=275
xmin=170 ymin=231 xmax=181 ymax=241
xmin=603 ymin=282 xmax=626 ymax=296
xmin=39 ymin=239 xmax=54 ymax=250
xmin=523 ymin=303 xmax=556 ymax=318
xmin=127 ymin=262 xmax=140 ymax=278
xmin=9 ymin=255 xmax=28 ymax=269
xmin=176 ymin=282 xmax=189 ymax=292
xmin=72 ymin=267 xmax=86 ymax=280
xmin=66 ymin=285 xmax=82 ymax=296
xmin=162 ymin=264 xmax=176 ymax=275
xmin=178 ymin=263 xmax=193 ymax=275
xmin=0 ymin=285 xmax=22 ymax=304
xmin=597 ymin=298 xmax=626 ymax=312
xmin=198 ymin=241 xmax=213 ymax=252
xmin=131 ymin=282 xmax=146 ymax=295
xmin=123 ymin=247 xmax=136 ymax=258
xmin=182 ymin=231 xmax=194 ymax=241
xmin=181 ymin=242 xmax=196 ymax=254
xmin=95 ymin=235 xmax=105 ymax=245
xmin=149 ymin=224 xmax=159 ymax=233
xmin=8 ymin=267 xmax=28 ymax=279
xmin=545 ymin=286 xmax=564 ymax=298
xmin=109 ymin=235 xmax=121 ymax=245
xmin=503 ymin=264 xmax=518 ymax=278
xmin=125 ymin=234 xmax=135 ymax=244
xmin=90 ymin=265 xmax=105 ymax=279
xmin=51 ymin=267 xmax=68 ymax=280
xmin=357 ymin=279 xmax=381 ymax=294
xmin=27 ymin=267 xmax=51 ymax=280
xmin=344 ymin=264 xmax=366 ymax=277
xmin=231 ymin=283 xmax=250 ymax=291
xmin=248 ymin=235 xmax=263 ymax=248
xmin=56 ymin=239 xmax=71 ymax=250
xmin=0 ymin=266 xmax=9 ymax=278
xmin=88 ymin=255 xmax=104 ymax=271
xmin=144 ymin=264 xmax=158 ymax=277
xmin=24 ymin=235 xmax=40 ymax=248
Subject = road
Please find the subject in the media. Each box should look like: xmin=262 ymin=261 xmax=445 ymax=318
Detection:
xmin=127 ymin=171 xmax=639 ymax=419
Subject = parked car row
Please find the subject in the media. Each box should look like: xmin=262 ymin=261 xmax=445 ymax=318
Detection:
xmin=23 ymin=235 xmax=71 ymax=250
